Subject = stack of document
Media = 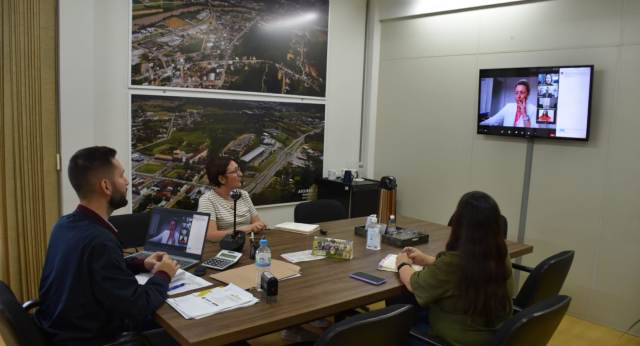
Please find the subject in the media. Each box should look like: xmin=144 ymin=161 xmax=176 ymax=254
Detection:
xmin=274 ymin=222 xmax=320 ymax=234
xmin=167 ymin=283 xmax=259 ymax=320
xmin=136 ymin=269 xmax=212 ymax=295
xmin=377 ymin=254 xmax=424 ymax=272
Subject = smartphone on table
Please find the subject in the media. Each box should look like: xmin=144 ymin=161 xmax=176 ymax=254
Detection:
xmin=350 ymin=272 xmax=386 ymax=286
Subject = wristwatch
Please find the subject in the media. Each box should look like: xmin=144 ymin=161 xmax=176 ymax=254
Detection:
xmin=397 ymin=262 xmax=412 ymax=272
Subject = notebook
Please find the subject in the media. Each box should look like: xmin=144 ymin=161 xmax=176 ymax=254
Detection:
xmin=274 ymin=222 xmax=320 ymax=235
xmin=126 ymin=208 xmax=210 ymax=270
xmin=377 ymin=254 xmax=423 ymax=272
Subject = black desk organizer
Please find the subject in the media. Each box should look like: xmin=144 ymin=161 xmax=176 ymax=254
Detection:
xmin=354 ymin=226 xmax=429 ymax=248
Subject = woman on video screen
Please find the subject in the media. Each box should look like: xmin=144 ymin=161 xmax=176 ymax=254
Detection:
xmin=480 ymin=79 xmax=537 ymax=128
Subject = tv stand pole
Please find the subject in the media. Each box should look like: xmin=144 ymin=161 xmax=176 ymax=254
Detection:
xmin=515 ymin=138 xmax=534 ymax=285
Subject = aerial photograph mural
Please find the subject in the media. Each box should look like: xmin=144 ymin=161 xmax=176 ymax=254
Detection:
xmin=130 ymin=94 xmax=325 ymax=212
xmin=131 ymin=0 xmax=329 ymax=97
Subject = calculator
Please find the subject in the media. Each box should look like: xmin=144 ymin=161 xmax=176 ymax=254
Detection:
xmin=202 ymin=250 xmax=243 ymax=270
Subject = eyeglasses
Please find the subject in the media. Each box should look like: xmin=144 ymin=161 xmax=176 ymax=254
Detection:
xmin=225 ymin=168 xmax=242 ymax=175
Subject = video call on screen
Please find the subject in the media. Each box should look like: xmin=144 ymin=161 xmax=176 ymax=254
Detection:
xmin=477 ymin=66 xmax=593 ymax=140
xmin=147 ymin=212 xmax=208 ymax=256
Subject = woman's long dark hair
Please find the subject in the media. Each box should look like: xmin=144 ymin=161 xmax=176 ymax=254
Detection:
xmin=446 ymin=191 xmax=510 ymax=323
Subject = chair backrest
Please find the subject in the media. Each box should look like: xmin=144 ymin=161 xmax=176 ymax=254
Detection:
xmin=492 ymin=295 xmax=571 ymax=346
xmin=294 ymin=199 xmax=347 ymax=224
xmin=314 ymin=304 xmax=415 ymax=346
xmin=108 ymin=212 xmax=151 ymax=248
xmin=0 ymin=281 xmax=48 ymax=346
xmin=514 ymin=250 xmax=575 ymax=309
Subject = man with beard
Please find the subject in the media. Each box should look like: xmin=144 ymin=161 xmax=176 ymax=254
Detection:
xmin=35 ymin=146 xmax=179 ymax=345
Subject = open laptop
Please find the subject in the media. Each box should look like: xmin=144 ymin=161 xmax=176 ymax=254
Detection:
xmin=127 ymin=208 xmax=210 ymax=270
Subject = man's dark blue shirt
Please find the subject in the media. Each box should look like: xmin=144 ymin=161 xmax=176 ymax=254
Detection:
xmin=35 ymin=205 xmax=170 ymax=345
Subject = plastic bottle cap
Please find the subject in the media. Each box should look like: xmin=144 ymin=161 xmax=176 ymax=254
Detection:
xmin=259 ymin=239 xmax=268 ymax=246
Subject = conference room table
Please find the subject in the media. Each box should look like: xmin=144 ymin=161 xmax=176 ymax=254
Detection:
xmin=155 ymin=215 xmax=533 ymax=345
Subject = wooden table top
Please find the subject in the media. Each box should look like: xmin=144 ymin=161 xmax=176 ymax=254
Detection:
xmin=155 ymin=215 xmax=533 ymax=345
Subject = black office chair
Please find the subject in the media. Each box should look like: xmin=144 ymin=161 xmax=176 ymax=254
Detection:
xmin=0 ymin=281 xmax=48 ymax=345
xmin=307 ymin=304 xmax=415 ymax=346
xmin=448 ymin=214 xmax=508 ymax=238
xmin=512 ymin=250 xmax=575 ymax=312
xmin=411 ymin=295 xmax=571 ymax=346
xmin=294 ymin=199 xmax=347 ymax=224
xmin=0 ymin=281 xmax=155 ymax=346
xmin=109 ymin=212 xmax=151 ymax=249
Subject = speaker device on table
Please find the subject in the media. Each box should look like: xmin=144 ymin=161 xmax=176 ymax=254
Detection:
xmin=219 ymin=189 xmax=245 ymax=252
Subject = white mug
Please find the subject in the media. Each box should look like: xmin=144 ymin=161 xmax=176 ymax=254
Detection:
xmin=327 ymin=169 xmax=338 ymax=180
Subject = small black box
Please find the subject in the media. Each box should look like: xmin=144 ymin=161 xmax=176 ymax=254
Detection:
xmin=260 ymin=271 xmax=278 ymax=297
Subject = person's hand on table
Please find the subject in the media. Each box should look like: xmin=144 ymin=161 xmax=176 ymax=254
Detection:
xmin=152 ymin=254 xmax=179 ymax=278
xmin=396 ymin=251 xmax=412 ymax=268
xmin=144 ymin=251 xmax=167 ymax=271
xmin=238 ymin=222 xmax=266 ymax=233
xmin=402 ymin=247 xmax=435 ymax=266
xmin=250 ymin=221 xmax=267 ymax=232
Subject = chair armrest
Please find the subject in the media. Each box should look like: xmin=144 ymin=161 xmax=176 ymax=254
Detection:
xmin=512 ymin=304 xmax=523 ymax=314
xmin=409 ymin=328 xmax=449 ymax=346
xmin=512 ymin=262 xmax=533 ymax=273
xmin=22 ymin=299 xmax=40 ymax=312
xmin=356 ymin=306 xmax=370 ymax=313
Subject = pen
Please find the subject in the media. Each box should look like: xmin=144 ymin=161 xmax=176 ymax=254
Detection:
xmin=168 ymin=283 xmax=186 ymax=292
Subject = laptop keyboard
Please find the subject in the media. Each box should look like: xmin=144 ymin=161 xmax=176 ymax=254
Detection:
xmin=128 ymin=253 xmax=195 ymax=269
xmin=174 ymin=258 xmax=195 ymax=269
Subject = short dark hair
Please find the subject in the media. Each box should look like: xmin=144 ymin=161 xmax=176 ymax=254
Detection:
xmin=515 ymin=79 xmax=530 ymax=93
xmin=68 ymin=146 xmax=117 ymax=199
xmin=205 ymin=155 xmax=234 ymax=187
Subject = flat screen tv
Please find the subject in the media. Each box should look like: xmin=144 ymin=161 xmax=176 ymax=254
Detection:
xmin=477 ymin=65 xmax=593 ymax=140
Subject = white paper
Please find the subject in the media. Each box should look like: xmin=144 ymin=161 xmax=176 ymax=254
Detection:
xmin=136 ymin=269 xmax=213 ymax=295
xmin=281 ymin=250 xmax=325 ymax=263
xmin=166 ymin=283 xmax=259 ymax=320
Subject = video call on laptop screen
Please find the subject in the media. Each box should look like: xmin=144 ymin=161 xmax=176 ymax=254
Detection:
xmin=477 ymin=65 xmax=593 ymax=140
xmin=146 ymin=208 xmax=209 ymax=258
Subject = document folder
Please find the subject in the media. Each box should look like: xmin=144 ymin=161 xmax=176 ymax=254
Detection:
xmin=209 ymin=259 xmax=301 ymax=289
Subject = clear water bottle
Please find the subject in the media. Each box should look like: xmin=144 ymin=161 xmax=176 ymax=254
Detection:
xmin=387 ymin=215 xmax=397 ymax=235
xmin=366 ymin=216 xmax=381 ymax=250
xmin=365 ymin=214 xmax=377 ymax=229
xmin=255 ymin=239 xmax=271 ymax=290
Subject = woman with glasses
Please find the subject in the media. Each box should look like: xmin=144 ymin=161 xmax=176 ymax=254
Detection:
xmin=198 ymin=155 xmax=266 ymax=241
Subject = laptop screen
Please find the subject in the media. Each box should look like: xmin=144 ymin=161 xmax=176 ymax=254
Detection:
xmin=145 ymin=208 xmax=209 ymax=260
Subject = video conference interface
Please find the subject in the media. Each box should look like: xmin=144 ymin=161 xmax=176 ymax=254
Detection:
xmin=477 ymin=66 xmax=593 ymax=140
xmin=146 ymin=209 xmax=209 ymax=256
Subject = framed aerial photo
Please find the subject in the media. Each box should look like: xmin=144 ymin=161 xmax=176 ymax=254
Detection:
xmin=130 ymin=93 xmax=325 ymax=212
xmin=130 ymin=0 xmax=329 ymax=97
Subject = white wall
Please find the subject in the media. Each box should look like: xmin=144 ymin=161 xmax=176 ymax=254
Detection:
xmin=372 ymin=0 xmax=640 ymax=333
xmin=58 ymin=0 xmax=367 ymax=225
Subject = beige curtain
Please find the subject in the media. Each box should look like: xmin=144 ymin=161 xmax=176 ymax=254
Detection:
xmin=0 ymin=0 xmax=59 ymax=301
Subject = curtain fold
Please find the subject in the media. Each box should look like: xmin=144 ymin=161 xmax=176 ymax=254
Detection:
xmin=0 ymin=0 xmax=59 ymax=301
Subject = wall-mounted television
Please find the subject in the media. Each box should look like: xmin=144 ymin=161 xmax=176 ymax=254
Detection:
xmin=477 ymin=65 xmax=593 ymax=141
